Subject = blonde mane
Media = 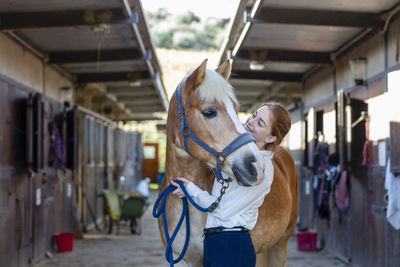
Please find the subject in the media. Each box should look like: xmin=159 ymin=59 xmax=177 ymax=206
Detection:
xmin=182 ymin=69 xmax=238 ymax=107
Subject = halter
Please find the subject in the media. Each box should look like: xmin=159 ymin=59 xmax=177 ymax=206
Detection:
xmin=175 ymin=81 xmax=255 ymax=183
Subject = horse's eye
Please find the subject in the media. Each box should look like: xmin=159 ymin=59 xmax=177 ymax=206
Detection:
xmin=201 ymin=107 xmax=217 ymax=119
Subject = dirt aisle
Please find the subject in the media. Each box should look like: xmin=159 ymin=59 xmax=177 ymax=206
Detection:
xmin=35 ymin=190 xmax=348 ymax=267
xmin=34 ymin=190 xmax=166 ymax=267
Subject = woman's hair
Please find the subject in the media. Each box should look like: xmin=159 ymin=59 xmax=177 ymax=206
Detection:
xmin=258 ymin=102 xmax=291 ymax=150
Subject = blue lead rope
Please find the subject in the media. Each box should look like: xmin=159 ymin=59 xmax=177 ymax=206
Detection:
xmin=153 ymin=180 xmax=208 ymax=267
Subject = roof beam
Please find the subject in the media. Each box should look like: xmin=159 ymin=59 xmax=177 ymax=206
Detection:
xmin=107 ymin=88 xmax=157 ymax=96
xmin=117 ymin=95 xmax=158 ymax=102
xmin=48 ymin=49 xmax=144 ymax=64
xmin=104 ymin=79 xmax=155 ymax=87
xmin=119 ymin=98 xmax=162 ymax=105
xmin=249 ymin=83 xmax=285 ymax=111
xmin=236 ymin=91 xmax=303 ymax=98
xmin=119 ymin=114 xmax=165 ymax=122
xmin=92 ymin=95 xmax=160 ymax=105
xmin=0 ymin=8 xmax=138 ymax=31
xmin=76 ymin=71 xmax=150 ymax=83
xmin=125 ymin=105 xmax=164 ymax=112
xmin=231 ymin=71 xmax=302 ymax=82
xmin=236 ymin=49 xmax=332 ymax=64
xmin=250 ymin=8 xmax=383 ymax=28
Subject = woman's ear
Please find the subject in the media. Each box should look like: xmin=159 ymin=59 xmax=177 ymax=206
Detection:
xmin=264 ymin=136 xmax=277 ymax=144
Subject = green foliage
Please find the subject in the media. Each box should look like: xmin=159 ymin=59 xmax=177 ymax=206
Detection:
xmin=147 ymin=8 xmax=170 ymax=22
xmin=178 ymin=11 xmax=200 ymax=25
xmin=153 ymin=29 xmax=175 ymax=49
xmin=176 ymin=36 xmax=196 ymax=49
xmin=215 ymin=18 xmax=229 ymax=29
xmin=145 ymin=9 xmax=229 ymax=50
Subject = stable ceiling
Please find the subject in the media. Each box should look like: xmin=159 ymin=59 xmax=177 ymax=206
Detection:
xmin=0 ymin=0 xmax=168 ymax=121
xmin=219 ymin=0 xmax=399 ymax=112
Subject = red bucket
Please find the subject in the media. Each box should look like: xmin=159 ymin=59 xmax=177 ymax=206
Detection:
xmin=296 ymin=232 xmax=317 ymax=251
xmin=54 ymin=232 xmax=75 ymax=252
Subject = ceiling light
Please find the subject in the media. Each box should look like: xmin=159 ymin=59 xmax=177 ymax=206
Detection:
xmin=129 ymin=80 xmax=141 ymax=87
xmin=249 ymin=61 xmax=264 ymax=71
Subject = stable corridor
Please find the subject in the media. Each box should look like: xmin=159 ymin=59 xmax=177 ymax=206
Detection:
xmin=34 ymin=190 xmax=347 ymax=267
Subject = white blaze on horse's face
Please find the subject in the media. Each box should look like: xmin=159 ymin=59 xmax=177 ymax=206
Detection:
xmin=180 ymin=59 xmax=265 ymax=186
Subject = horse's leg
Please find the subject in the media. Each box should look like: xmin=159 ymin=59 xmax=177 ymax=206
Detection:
xmin=255 ymin=250 xmax=267 ymax=267
xmin=266 ymin=235 xmax=290 ymax=267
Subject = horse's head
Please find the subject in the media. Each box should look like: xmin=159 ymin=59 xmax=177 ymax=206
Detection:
xmin=173 ymin=59 xmax=265 ymax=186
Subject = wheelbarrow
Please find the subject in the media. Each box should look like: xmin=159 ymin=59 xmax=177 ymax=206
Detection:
xmin=102 ymin=190 xmax=148 ymax=235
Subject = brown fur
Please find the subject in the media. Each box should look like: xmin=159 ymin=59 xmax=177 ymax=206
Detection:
xmin=252 ymin=146 xmax=298 ymax=267
xmin=157 ymin=61 xmax=298 ymax=267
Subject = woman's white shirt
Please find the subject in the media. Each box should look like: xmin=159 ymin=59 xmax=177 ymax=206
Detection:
xmin=185 ymin=150 xmax=274 ymax=230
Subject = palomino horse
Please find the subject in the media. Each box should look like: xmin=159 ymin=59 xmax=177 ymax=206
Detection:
xmin=158 ymin=59 xmax=298 ymax=267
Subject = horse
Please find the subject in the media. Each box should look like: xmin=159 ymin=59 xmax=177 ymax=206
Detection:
xmin=157 ymin=59 xmax=298 ymax=267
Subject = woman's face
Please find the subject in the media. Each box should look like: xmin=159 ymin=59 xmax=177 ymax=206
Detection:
xmin=244 ymin=106 xmax=277 ymax=150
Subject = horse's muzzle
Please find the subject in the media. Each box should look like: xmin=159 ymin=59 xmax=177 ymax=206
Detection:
xmin=232 ymin=155 xmax=258 ymax=186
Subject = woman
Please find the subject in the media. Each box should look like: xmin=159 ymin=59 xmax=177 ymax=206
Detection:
xmin=171 ymin=102 xmax=291 ymax=267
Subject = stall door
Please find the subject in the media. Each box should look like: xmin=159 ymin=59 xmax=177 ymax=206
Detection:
xmin=142 ymin=143 xmax=159 ymax=183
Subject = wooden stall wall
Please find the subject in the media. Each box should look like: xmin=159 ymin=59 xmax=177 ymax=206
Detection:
xmin=40 ymin=98 xmax=74 ymax=258
xmin=387 ymin=67 xmax=400 ymax=267
xmin=296 ymin=10 xmax=400 ymax=264
xmin=300 ymin=97 xmax=353 ymax=262
xmin=105 ymin=125 xmax=114 ymax=189
xmin=301 ymin=77 xmax=396 ymax=266
xmin=348 ymin=79 xmax=387 ymax=267
xmin=0 ymin=78 xmax=74 ymax=266
xmin=286 ymin=109 xmax=305 ymax=226
xmin=79 ymin=115 xmax=104 ymax=231
xmin=120 ymin=131 xmax=142 ymax=191
xmin=0 ymin=80 xmax=30 ymax=267
xmin=94 ymin=120 xmax=105 ymax=223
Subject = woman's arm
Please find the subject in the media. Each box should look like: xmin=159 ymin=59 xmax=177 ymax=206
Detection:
xmin=171 ymin=157 xmax=273 ymax=220
xmin=171 ymin=178 xmax=218 ymax=208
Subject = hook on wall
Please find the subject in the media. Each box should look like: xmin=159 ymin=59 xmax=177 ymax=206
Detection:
xmin=351 ymin=111 xmax=369 ymax=128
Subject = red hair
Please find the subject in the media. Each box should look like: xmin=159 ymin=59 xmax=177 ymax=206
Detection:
xmin=258 ymin=102 xmax=291 ymax=150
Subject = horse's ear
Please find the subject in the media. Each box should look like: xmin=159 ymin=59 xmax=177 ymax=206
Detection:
xmin=185 ymin=59 xmax=207 ymax=92
xmin=215 ymin=59 xmax=231 ymax=80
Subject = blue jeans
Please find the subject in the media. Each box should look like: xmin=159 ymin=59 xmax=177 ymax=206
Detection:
xmin=203 ymin=230 xmax=256 ymax=267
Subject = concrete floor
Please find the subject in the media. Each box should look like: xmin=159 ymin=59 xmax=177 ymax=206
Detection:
xmin=34 ymin=190 xmax=348 ymax=267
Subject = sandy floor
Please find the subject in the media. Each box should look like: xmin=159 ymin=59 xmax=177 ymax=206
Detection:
xmin=34 ymin=190 xmax=349 ymax=267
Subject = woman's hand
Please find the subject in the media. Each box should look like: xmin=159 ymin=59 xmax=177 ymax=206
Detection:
xmin=170 ymin=177 xmax=192 ymax=198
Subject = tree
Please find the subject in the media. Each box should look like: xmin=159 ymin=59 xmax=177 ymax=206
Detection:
xmin=178 ymin=11 xmax=200 ymax=25
xmin=145 ymin=9 xmax=230 ymax=50
xmin=147 ymin=8 xmax=170 ymax=22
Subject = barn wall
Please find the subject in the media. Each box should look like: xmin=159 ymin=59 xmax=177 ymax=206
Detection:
xmin=336 ymin=33 xmax=385 ymax=91
xmin=290 ymin=14 xmax=400 ymax=267
xmin=387 ymin=16 xmax=400 ymax=69
xmin=0 ymin=33 xmax=74 ymax=102
xmin=303 ymin=67 xmax=334 ymax=111
xmin=0 ymin=32 xmax=76 ymax=266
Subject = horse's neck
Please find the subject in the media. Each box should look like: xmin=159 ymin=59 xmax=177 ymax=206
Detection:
xmin=165 ymin=139 xmax=213 ymax=192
